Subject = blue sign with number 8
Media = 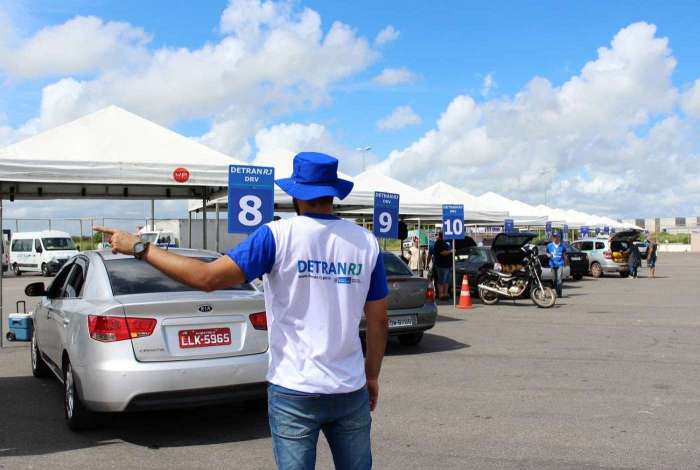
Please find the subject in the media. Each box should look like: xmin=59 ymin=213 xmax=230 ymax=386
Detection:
xmin=228 ymin=165 xmax=275 ymax=234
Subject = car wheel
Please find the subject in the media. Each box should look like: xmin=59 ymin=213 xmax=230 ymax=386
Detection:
xmin=63 ymin=359 xmax=95 ymax=431
xmin=590 ymin=262 xmax=603 ymax=278
xmin=398 ymin=332 xmax=424 ymax=346
xmin=31 ymin=335 xmax=51 ymax=378
xmin=41 ymin=263 xmax=49 ymax=277
xmin=573 ymin=273 xmax=583 ymax=281
xmin=12 ymin=264 xmax=21 ymax=276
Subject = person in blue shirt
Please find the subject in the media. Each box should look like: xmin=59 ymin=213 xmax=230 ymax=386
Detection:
xmin=546 ymin=231 xmax=567 ymax=298
xmin=96 ymin=152 xmax=389 ymax=470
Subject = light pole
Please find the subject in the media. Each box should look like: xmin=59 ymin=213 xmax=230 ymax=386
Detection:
xmin=539 ymin=168 xmax=553 ymax=205
xmin=355 ymin=146 xmax=372 ymax=172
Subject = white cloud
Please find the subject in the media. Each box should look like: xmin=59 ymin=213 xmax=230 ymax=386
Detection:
xmin=377 ymin=22 xmax=698 ymax=217
xmin=372 ymin=67 xmax=416 ymax=86
xmin=374 ymin=25 xmax=399 ymax=46
xmin=253 ymin=122 xmax=377 ymax=176
xmin=2 ymin=0 xmax=378 ymax=134
xmin=376 ymin=105 xmax=421 ymax=130
xmin=682 ymin=79 xmax=700 ymax=118
xmin=0 ymin=16 xmax=150 ymax=78
xmin=480 ymin=73 xmax=495 ymax=97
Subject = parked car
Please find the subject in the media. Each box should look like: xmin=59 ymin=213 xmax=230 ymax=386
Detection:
xmin=27 ymin=249 xmax=268 ymax=430
xmin=10 ymin=230 xmax=79 ymax=276
xmin=563 ymin=244 xmax=589 ymax=280
xmin=360 ymin=252 xmax=437 ymax=346
xmin=454 ymin=237 xmax=494 ymax=296
xmin=570 ymin=230 xmax=641 ymax=278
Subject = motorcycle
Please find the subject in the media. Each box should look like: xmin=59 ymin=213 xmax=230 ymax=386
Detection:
xmin=478 ymin=245 xmax=557 ymax=308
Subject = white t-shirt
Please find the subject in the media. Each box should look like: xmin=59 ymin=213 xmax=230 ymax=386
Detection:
xmin=228 ymin=214 xmax=388 ymax=394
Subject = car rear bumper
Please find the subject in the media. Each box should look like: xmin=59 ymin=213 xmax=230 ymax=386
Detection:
xmin=359 ymin=303 xmax=438 ymax=336
xmin=601 ymin=261 xmax=628 ymax=273
xmin=75 ymin=352 xmax=269 ymax=412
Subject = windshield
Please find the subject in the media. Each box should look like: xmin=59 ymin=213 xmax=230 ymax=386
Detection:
xmin=41 ymin=237 xmax=76 ymax=251
xmin=140 ymin=233 xmax=158 ymax=243
xmin=382 ymin=253 xmax=412 ymax=276
xmin=105 ymin=258 xmax=254 ymax=295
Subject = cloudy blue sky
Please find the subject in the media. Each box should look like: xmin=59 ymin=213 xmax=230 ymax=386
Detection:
xmin=2 ymin=0 xmax=700 ymax=232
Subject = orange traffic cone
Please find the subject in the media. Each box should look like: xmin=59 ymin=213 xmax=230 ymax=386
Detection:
xmin=457 ymin=275 xmax=473 ymax=309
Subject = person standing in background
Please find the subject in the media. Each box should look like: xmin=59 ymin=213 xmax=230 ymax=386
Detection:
xmin=647 ymin=236 xmax=658 ymax=279
xmin=546 ymin=232 xmax=567 ymax=298
xmin=407 ymin=237 xmax=422 ymax=275
xmin=427 ymin=231 xmax=453 ymax=301
xmin=627 ymin=242 xmax=642 ymax=278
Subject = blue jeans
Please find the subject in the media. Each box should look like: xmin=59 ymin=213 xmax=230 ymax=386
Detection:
xmin=551 ymin=266 xmax=563 ymax=297
xmin=267 ymin=383 xmax=372 ymax=470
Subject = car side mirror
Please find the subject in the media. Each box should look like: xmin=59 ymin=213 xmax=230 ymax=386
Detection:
xmin=25 ymin=282 xmax=47 ymax=297
xmin=35 ymin=246 xmax=43 ymax=253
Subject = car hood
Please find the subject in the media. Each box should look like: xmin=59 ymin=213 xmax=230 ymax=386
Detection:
xmin=454 ymin=236 xmax=477 ymax=254
xmin=610 ymin=229 xmax=641 ymax=243
xmin=490 ymin=232 xmax=536 ymax=265
xmin=491 ymin=232 xmax=537 ymax=250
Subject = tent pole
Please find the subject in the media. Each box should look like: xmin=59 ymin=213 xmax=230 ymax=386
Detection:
xmin=150 ymin=200 xmax=155 ymax=231
xmin=188 ymin=211 xmax=192 ymax=248
xmin=215 ymin=202 xmax=220 ymax=253
xmin=417 ymin=217 xmax=422 ymax=275
xmin=202 ymin=189 xmax=208 ymax=250
xmin=0 ymin=196 xmax=4 ymax=348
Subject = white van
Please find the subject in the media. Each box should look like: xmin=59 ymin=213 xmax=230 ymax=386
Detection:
xmin=10 ymin=230 xmax=79 ymax=276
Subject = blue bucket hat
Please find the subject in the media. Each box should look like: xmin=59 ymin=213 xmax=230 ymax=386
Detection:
xmin=275 ymin=152 xmax=354 ymax=201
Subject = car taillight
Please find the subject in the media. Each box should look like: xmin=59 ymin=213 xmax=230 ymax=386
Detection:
xmin=425 ymin=286 xmax=435 ymax=302
xmin=603 ymin=251 xmax=612 ymax=259
xmin=88 ymin=315 xmax=156 ymax=342
xmin=249 ymin=312 xmax=267 ymax=330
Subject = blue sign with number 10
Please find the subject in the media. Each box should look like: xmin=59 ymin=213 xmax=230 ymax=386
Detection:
xmin=373 ymin=192 xmax=400 ymax=239
xmin=442 ymin=204 xmax=464 ymax=240
xmin=228 ymin=165 xmax=275 ymax=234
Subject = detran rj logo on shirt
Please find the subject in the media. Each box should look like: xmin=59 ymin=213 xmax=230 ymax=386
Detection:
xmin=296 ymin=259 xmax=363 ymax=284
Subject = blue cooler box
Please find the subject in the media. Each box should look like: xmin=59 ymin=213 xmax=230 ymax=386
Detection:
xmin=8 ymin=313 xmax=33 ymax=341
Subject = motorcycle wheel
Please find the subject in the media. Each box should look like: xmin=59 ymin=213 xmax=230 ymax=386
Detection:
xmin=478 ymin=285 xmax=500 ymax=305
xmin=531 ymin=286 xmax=556 ymax=308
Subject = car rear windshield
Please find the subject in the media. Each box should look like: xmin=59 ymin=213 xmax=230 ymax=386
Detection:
xmin=105 ymin=258 xmax=254 ymax=296
xmin=382 ymin=253 xmax=412 ymax=276
xmin=42 ymin=237 xmax=76 ymax=251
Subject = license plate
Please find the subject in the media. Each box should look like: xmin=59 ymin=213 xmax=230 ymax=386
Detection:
xmin=388 ymin=316 xmax=417 ymax=328
xmin=178 ymin=328 xmax=231 ymax=349
xmin=569 ymin=256 xmax=581 ymax=261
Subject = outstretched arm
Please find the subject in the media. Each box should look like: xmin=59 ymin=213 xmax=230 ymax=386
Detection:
xmin=94 ymin=227 xmax=245 ymax=291
xmin=364 ymin=298 xmax=388 ymax=411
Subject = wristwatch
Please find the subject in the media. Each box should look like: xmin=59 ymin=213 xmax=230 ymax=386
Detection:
xmin=133 ymin=241 xmax=150 ymax=260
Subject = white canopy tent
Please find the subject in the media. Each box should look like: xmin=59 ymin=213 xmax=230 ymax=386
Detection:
xmin=0 ymin=105 xmax=246 ymax=346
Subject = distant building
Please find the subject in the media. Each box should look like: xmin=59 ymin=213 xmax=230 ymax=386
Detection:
xmin=621 ymin=217 xmax=700 ymax=234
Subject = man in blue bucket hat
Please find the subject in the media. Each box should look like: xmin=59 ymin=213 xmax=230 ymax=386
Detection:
xmin=96 ymin=151 xmax=389 ymax=470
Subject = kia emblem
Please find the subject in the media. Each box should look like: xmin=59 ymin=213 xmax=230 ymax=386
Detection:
xmin=197 ymin=304 xmax=213 ymax=313
xmin=173 ymin=167 xmax=190 ymax=183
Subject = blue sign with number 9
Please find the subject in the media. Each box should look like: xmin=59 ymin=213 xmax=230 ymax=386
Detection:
xmin=442 ymin=204 xmax=464 ymax=240
xmin=228 ymin=165 xmax=275 ymax=234
xmin=373 ymin=192 xmax=400 ymax=239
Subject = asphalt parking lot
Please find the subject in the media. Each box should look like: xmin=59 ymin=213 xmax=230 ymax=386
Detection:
xmin=2 ymin=253 xmax=700 ymax=469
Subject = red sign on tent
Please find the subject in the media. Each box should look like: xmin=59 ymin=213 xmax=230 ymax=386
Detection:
xmin=173 ymin=167 xmax=190 ymax=183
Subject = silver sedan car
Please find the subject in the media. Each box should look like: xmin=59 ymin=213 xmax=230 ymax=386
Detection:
xmin=26 ymin=249 xmax=268 ymax=430
xmin=360 ymin=252 xmax=437 ymax=346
